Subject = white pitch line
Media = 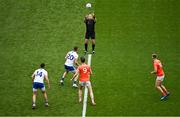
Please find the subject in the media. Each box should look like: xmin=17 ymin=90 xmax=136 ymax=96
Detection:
xmin=82 ymin=54 xmax=92 ymax=117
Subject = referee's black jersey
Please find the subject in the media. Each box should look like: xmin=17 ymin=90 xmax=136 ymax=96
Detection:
xmin=84 ymin=18 xmax=96 ymax=32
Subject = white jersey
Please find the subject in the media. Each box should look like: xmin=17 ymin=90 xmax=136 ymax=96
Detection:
xmin=65 ymin=51 xmax=78 ymax=66
xmin=33 ymin=68 xmax=48 ymax=84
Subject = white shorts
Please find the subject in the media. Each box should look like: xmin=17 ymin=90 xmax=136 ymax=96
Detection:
xmin=79 ymin=81 xmax=91 ymax=87
xmin=156 ymin=75 xmax=165 ymax=81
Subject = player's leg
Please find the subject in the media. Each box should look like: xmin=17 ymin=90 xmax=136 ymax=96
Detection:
xmin=87 ymin=82 xmax=96 ymax=105
xmin=60 ymin=71 xmax=67 ymax=83
xmin=161 ymin=85 xmax=170 ymax=96
xmin=32 ymin=91 xmax=37 ymax=109
xmin=155 ymin=80 xmax=166 ymax=100
xmin=72 ymin=72 xmax=79 ymax=88
xmin=69 ymin=67 xmax=78 ymax=88
xmin=159 ymin=76 xmax=169 ymax=95
xmin=42 ymin=90 xmax=49 ymax=107
xmin=79 ymin=85 xmax=83 ymax=103
xmin=84 ymin=39 xmax=89 ymax=54
xmin=91 ymin=39 xmax=95 ymax=54
xmin=60 ymin=65 xmax=69 ymax=85
xmin=84 ymin=32 xmax=89 ymax=54
xmin=32 ymin=83 xmax=37 ymax=109
xmin=62 ymin=71 xmax=68 ymax=79
xmin=91 ymin=32 xmax=96 ymax=54
xmin=40 ymin=83 xmax=49 ymax=107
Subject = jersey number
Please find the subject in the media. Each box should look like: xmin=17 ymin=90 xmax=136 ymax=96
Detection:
xmin=36 ymin=71 xmax=42 ymax=77
xmin=83 ymin=68 xmax=87 ymax=73
xmin=67 ymin=54 xmax=74 ymax=60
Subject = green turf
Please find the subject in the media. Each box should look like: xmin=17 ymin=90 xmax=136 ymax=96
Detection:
xmin=0 ymin=0 xmax=180 ymax=116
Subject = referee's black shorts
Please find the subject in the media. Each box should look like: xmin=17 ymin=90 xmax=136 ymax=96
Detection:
xmin=85 ymin=32 xmax=95 ymax=39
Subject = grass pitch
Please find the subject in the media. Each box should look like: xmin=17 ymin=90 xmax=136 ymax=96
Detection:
xmin=0 ymin=0 xmax=180 ymax=116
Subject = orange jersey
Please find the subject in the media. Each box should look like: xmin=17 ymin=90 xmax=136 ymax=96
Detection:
xmin=78 ymin=64 xmax=91 ymax=82
xmin=153 ymin=59 xmax=164 ymax=76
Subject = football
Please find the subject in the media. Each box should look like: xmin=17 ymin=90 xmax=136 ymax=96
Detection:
xmin=86 ymin=3 xmax=91 ymax=8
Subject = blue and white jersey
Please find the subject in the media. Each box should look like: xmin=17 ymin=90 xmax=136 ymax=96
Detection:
xmin=65 ymin=51 xmax=78 ymax=66
xmin=33 ymin=68 xmax=48 ymax=84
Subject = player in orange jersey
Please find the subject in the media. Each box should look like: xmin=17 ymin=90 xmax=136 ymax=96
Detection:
xmin=72 ymin=56 xmax=96 ymax=105
xmin=151 ymin=54 xmax=170 ymax=100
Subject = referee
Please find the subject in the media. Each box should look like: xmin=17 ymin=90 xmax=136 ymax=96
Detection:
xmin=84 ymin=13 xmax=96 ymax=54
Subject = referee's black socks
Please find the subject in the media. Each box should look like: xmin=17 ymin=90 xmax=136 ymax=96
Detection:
xmin=85 ymin=44 xmax=88 ymax=51
xmin=92 ymin=44 xmax=95 ymax=51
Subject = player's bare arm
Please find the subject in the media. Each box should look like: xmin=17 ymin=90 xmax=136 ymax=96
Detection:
xmin=72 ymin=68 xmax=79 ymax=80
xmin=151 ymin=71 xmax=157 ymax=74
xmin=45 ymin=75 xmax=50 ymax=89
xmin=151 ymin=66 xmax=157 ymax=74
xmin=74 ymin=58 xmax=79 ymax=66
xmin=84 ymin=15 xmax=88 ymax=23
xmin=32 ymin=72 xmax=35 ymax=83
xmin=90 ymin=68 xmax=93 ymax=75
xmin=92 ymin=13 xmax=96 ymax=20
xmin=65 ymin=53 xmax=68 ymax=60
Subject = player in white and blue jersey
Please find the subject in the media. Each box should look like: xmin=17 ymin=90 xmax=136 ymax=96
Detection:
xmin=32 ymin=63 xmax=50 ymax=109
xmin=60 ymin=46 xmax=79 ymax=87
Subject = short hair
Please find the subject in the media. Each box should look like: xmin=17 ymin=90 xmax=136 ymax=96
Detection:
xmin=40 ymin=63 xmax=45 ymax=68
xmin=74 ymin=46 xmax=78 ymax=51
xmin=152 ymin=54 xmax=157 ymax=59
xmin=80 ymin=56 xmax=85 ymax=63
